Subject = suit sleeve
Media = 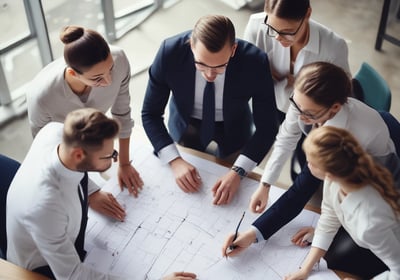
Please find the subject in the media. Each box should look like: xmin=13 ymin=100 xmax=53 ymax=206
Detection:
xmin=141 ymin=40 xmax=175 ymax=153
xmin=253 ymin=164 xmax=321 ymax=240
xmin=241 ymin=51 xmax=279 ymax=164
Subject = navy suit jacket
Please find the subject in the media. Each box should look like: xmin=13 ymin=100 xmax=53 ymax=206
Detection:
xmin=142 ymin=31 xmax=278 ymax=164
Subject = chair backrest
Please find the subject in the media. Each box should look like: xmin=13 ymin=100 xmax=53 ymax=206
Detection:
xmin=354 ymin=62 xmax=391 ymax=112
xmin=0 ymin=154 xmax=20 ymax=259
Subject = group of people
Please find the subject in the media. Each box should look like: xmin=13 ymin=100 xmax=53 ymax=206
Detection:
xmin=4 ymin=0 xmax=400 ymax=279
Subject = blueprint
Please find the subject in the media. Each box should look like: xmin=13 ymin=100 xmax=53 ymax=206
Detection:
xmin=84 ymin=143 xmax=339 ymax=280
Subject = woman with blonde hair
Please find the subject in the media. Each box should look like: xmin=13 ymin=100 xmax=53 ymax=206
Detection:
xmin=285 ymin=126 xmax=400 ymax=280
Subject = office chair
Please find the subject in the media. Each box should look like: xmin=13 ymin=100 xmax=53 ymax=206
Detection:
xmin=353 ymin=62 xmax=391 ymax=112
xmin=0 ymin=154 xmax=20 ymax=259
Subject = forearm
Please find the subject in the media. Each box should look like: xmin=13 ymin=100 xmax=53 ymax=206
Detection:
xmin=118 ymin=138 xmax=130 ymax=165
xmin=253 ymin=166 xmax=321 ymax=240
xmin=301 ymin=247 xmax=326 ymax=272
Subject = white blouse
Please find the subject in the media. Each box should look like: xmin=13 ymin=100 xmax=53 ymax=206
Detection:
xmin=313 ymin=179 xmax=400 ymax=280
xmin=244 ymin=12 xmax=350 ymax=112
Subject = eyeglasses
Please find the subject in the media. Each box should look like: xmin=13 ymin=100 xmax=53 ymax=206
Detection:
xmin=264 ymin=15 xmax=305 ymax=40
xmin=289 ymin=93 xmax=330 ymax=120
xmin=194 ymin=61 xmax=229 ymax=74
xmin=99 ymin=149 xmax=118 ymax=162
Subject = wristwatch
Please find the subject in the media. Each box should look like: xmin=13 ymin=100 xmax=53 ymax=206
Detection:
xmin=231 ymin=165 xmax=247 ymax=179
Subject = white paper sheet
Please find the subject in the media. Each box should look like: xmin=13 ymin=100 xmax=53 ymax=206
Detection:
xmin=84 ymin=143 xmax=339 ymax=280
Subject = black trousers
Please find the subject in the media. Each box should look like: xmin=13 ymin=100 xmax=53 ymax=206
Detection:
xmin=325 ymin=227 xmax=388 ymax=279
xmin=33 ymin=265 xmax=56 ymax=279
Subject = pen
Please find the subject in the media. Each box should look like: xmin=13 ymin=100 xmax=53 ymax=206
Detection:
xmin=229 ymin=211 xmax=245 ymax=250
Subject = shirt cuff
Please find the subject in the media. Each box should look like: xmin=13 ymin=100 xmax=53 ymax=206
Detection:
xmin=233 ymin=155 xmax=257 ymax=174
xmin=251 ymin=225 xmax=265 ymax=243
xmin=311 ymin=233 xmax=334 ymax=251
xmin=158 ymin=143 xmax=181 ymax=165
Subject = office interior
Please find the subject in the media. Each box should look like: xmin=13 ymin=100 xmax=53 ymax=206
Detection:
xmin=0 ymin=0 xmax=399 ymax=191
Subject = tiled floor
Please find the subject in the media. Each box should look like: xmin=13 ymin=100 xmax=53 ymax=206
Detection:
xmin=0 ymin=0 xmax=399 ymax=201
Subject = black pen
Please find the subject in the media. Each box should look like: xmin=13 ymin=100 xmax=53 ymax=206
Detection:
xmin=229 ymin=211 xmax=246 ymax=251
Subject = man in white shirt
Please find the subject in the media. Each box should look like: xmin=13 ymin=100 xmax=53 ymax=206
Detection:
xmin=7 ymin=108 xmax=128 ymax=279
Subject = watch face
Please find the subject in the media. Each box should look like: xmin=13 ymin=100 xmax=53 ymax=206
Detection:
xmin=232 ymin=166 xmax=246 ymax=177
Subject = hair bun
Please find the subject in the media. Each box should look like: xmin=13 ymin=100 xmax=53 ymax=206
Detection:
xmin=60 ymin=26 xmax=84 ymax=44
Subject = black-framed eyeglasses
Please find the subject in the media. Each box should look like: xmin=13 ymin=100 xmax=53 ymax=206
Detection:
xmin=289 ymin=93 xmax=330 ymax=120
xmin=263 ymin=15 xmax=305 ymax=40
xmin=194 ymin=61 xmax=229 ymax=73
xmin=99 ymin=149 xmax=119 ymax=162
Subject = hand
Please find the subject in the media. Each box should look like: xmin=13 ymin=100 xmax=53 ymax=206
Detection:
xmin=249 ymin=182 xmax=270 ymax=213
xmin=169 ymin=157 xmax=202 ymax=193
xmin=291 ymin=227 xmax=315 ymax=247
xmin=117 ymin=163 xmax=143 ymax=197
xmin=222 ymin=229 xmax=256 ymax=258
xmin=88 ymin=191 xmax=126 ymax=221
xmin=211 ymin=170 xmax=241 ymax=205
xmin=284 ymin=267 xmax=310 ymax=280
xmin=162 ymin=272 xmax=197 ymax=280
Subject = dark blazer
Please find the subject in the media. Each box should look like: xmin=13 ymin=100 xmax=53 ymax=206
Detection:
xmin=142 ymin=31 xmax=278 ymax=164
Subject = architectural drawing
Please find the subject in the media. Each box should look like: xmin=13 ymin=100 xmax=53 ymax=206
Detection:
xmin=84 ymin=143 xmax=339 ymax=280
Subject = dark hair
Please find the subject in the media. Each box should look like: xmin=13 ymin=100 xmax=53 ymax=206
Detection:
xmin=60 ymin=26 xmax=110 ymax=74
xmin=191 ymin=15 xmax=235 ymax=53
xmin=304 ymin=126 xmax=400 ymax=216
xmin=294 ymin=62 xmax=351 ymax=108
xmin=63 ymin=108 xmax=119 ymax=152
xmin=264 ymin=0 xmax=310 ymax=20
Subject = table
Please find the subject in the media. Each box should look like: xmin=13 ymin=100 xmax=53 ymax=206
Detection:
xmin=83 ymin=141 xmax=342 ymax=279
xmin=0 ymin=259 xmax=49 ymax=280
xmin=178 ymin=146 xmax=360 ymax=280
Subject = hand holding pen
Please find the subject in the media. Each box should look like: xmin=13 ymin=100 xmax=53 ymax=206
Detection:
xmin=222 ymin=211 xmax=257 ymax=258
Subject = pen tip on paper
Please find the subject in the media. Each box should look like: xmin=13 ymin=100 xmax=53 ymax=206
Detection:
xmin=228 ymin=244 xmax=237 ymax=251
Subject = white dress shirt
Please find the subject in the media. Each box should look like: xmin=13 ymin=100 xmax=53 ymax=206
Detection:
xmin=6 ymin=122 xmax=125 ymax=280
xmin=244 ymin=12 xmax=350 ymax=113
xmin=261 ymin=98 xmax=397 ymax=184
xmin=313 ymin=179 xmax=400 ymax=280
xmin=27 ymin=46 xmax=133 ymax=138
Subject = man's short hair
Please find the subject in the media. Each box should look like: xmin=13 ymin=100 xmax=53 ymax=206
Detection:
xmin=63 ymin=108 xmax=120 ymax=151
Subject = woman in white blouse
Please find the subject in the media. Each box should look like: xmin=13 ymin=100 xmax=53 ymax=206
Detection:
xmin=285 ymin=126 xmax=400 ymax=280
xmin=244 ymin=0 xmax=350 ymax=181
xmin=244 ymin=0 xmax=350 ymax=119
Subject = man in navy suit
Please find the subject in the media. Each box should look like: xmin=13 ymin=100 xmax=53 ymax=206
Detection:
xmin=142 ymin=15 xmax=278 ymax=205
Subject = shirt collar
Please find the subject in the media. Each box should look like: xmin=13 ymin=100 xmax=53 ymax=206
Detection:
xmin=303 ymin=20 xmax=319 ymax=55
xmin=324 ymin=102 xmax=348 ymax=128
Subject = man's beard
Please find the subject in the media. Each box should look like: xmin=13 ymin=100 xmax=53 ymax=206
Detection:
xmin=76 ymin=157 xmax=111 ymax=173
